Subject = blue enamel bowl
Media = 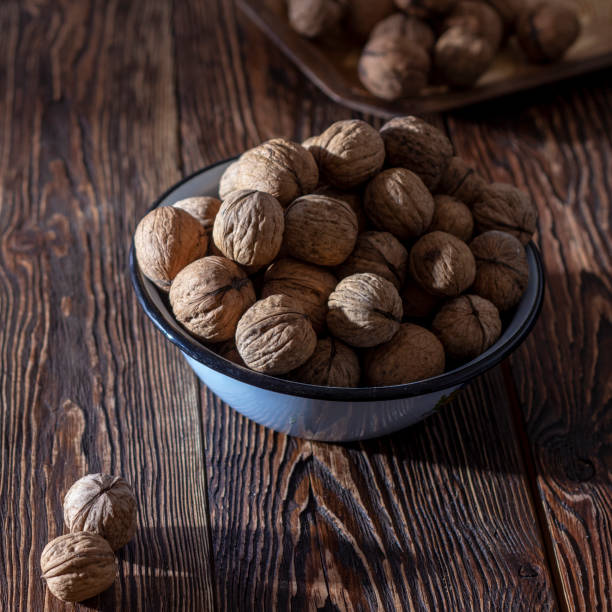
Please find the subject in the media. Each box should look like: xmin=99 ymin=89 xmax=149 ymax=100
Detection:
xmin=130 ymin=160 xmax=545 ymax=442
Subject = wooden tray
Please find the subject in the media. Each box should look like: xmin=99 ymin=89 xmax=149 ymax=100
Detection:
xmin=238 ymin=0 xmax=612 ymax=117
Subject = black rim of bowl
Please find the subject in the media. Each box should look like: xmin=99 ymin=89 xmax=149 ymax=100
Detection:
xmin=130 ymin=159 xmax=546 ymax=403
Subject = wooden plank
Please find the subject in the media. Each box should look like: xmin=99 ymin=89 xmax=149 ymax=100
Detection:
xmin=446 ymin=75 xmax=612 ymax=611
xmin=0 ymin=1 xmax=214 ymax=610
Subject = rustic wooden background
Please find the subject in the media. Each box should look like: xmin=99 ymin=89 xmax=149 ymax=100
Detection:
xmin=0 ymin=0 xmax=610 ymax=610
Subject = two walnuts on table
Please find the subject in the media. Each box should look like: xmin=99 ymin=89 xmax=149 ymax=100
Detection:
xmin=287 ymin=0 xmax=581 ymax=100
xmin=135 ymin=115 xmax=536 ymax=388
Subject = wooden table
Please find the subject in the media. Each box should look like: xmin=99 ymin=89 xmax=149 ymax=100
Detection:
xmin=0 ymin=1 xmax=610 ymax=610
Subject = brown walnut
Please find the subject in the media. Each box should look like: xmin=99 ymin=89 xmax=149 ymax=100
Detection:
xmin=40 ymin=533 xmax=116 ymax=603
xmin=346 ymin=0 xmax=395 ymax=41
xmin=401 ymin=279 xmax=441 ymax=319
xmin=291 ymin=337 xmax=361 ymax=387
xmin=212 ymin=189 xmax=284 ymax=267
xmin=63 ymin=474 xmax=137 ymax=551
xmin=442 ymin=1 xmax=504 ymax=50
xmin=236 ymin=294 xmax=317 ymax=375
xmin=370 ymin=13 xmax=436 ymax=50
xmin=394 ymin=0 xmax=457 ymax=19
xmin=261 ymin=258 xmax=337 ymax=334
xmin=172 ymin=196 xmax=221 ymax=234
xmin=288 ymin=0 xmax=346 ymax=38
xmin=364 ymin=323 xmax=445 ymax=385
xmin=436 ymin=156 xmax=486 ymax=205
xmin=472 ymin=182 xmax=537 ymax=245
xmin=410 ymin=231 xmax=476 ymax=296
xmin=283 ymin=194 xmax=358 ymax=266
xmin=313 ymin=184 xmax=367 ymax=232
xmin=470 ymin=230 xmax=529 ymax=311
xmin=134 ymin=206 xmax=208 ymax=291
xmin=483 ymin=0 xmax=525 ymax=28
xmin=364 ymin=168 xmax=434 ymax=240
xmin=380 ymin=116 xmax=454 ymax=191
xmin=327 ymin=273 xmax=402 ymax=347
xmin=169 ymin=256 xmax=256 ymax=342
xmin=432 ymin=294 xmax=501 ymax=359
xmin=430 ymin=195 xmax=474 ymax=241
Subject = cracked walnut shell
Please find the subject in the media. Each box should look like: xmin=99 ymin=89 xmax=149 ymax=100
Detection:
xmin=430 ymin=195 xmax=474 ymax=242
xmin=173 ymin=196 xmax=221 ymax=234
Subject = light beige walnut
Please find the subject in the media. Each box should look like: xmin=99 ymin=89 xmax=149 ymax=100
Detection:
xmin=169 ymin=256 xmax=255 ymax=342
xmin=370 ymin=13 xmax=436 ymax=50
xmin=134 ymin=206 xmax=208 ymax=291
xmin=436 ymin=156 xmax=486 ymax=205
xmin=288 ymin=0 xmax=346 ymax=37
xmin=401 ymin=278 xmax=441 ymax=319
xmin=172 ymin=196 xmax=221 ymax=234
xmin=346 ymin=0 xmax=395 ymax=41
xmin=327 ymin=273 xmax=402 ymax=347
xmin=430 ymin=195 xmax=474 ymax=241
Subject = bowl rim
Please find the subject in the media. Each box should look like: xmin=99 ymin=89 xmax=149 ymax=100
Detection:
xmin=130 ymin=159 xmax=546 ymax=403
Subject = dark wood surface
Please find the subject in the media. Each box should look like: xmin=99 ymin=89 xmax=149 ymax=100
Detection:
xmin=0 ymin=1 xmax=609 ymax=611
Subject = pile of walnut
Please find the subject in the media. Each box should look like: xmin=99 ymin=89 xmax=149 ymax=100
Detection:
xmin=286 ymin=0 xmax=581 ymax=100
xmin=40 ymin=474 xmax=137 ymax=602
xmin=134 ymin=116 xmax=536 ymax=387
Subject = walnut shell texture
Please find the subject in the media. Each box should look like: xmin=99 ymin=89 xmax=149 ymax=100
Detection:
xmin=327 ymin=273 xmax=402 ymax=347
xmin=436 ymin=155 xmax=486 ymax=204
xmin=430 ymin=194 xmax=474 ymax=241
xmin=432 ymin=294 xmax=501 ymax=359
xmin=172 ymin=196 xmax=221 ymax=234
xmin=364 ymin=168 xmax=434 ymax=240
xmin=401 ymin=279 xmax=441 ymax=319
xmin=365 ymin=323 xmax=445 ymax=385
xmin=291 ymin=337 xmax=361 ymax=387
xmin=470 ymin=230 xmax=529 ymax=311
xmin=346 ymin=0 xmax=395 ymax=40
xmin=394 ymin=0 xmax=458 ymax=19
xmin=370 ymin=13 xmax=436 ymax=50
xmin=134 ymin=206 xmax=208 ymax=291
xmin=40 ymin=533 xmax=116 ymax=602
xmin=212 ymin=189 xmax=284 ymax=267
xmin=283 ymin=194 xmax=358 ymax=266
xmin=442 ymin=1 xmax=504 ymax=49
xmin=380 ymin=116 xmax=454 ymax=191
xmin=473 ymin=182 xmax=537 ymax=244
xmin=236 ymin=294 xmax=317 ymax=375
xmin=169 ymin=256 xmax=255 ymax=342
xmin=288 ymin=0 xmax=346 ymax=37
xmin=262 ymin=258 xmax=337 ymax=334
xmin=63 ymin=474 xmax=137 ymax=551
xmin=410 ymin=231 xmax=476 ymax=296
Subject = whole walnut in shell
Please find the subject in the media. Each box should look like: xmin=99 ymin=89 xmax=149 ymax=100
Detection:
xmin=436 ymin=156 xmax=486 ymax=205
xmin=236 ymin=294 xmax=317 ymax=375
xmin=291 ymin=337 xmax=361 ymax=387
xmin=40 ymin=533 xmax=116 ymax=602
xmin=472 ymin=182 xmax=537 ymax=245
xmin=370 ymin=13 xmax=436 ymax=50
xmin=430 ymin=195 xmax=474 ymax=241
xmin=394 ymin=0 xmax=457 ymax=19
xmin=364 ymin=323 xmax=445 ymax=385
xmin=63 ymin=474 xmax=137 ymax=551
xmin=410 ymin=231 xmax=476 ymax=296
xmin=432 ymin=294 xmax=501 ymax=359
xmin=169 ymin=256 xmax=255 ymax=342
xmin=173 ymin=196 xmax=221 ymax=234
xmin=283 ymin=194 xmax=358 ymax=266
xmin=516 ymin=1 xmax=580 ymax=63
xmin=401 ymin=279 xmax=441 ymax=319
xmin=346 ymin=0 xmax=395 ymax=41
xmin=306 ymin=120 xmax=385 ymax=189
xmin=336 ymin=231 xmax=408 ymax=290
xmin=364 ymin=168 xmax=434 ymax=240
xmin=218 ymin=139 xmax=318 ymax=206
xmin=288 ymin=0 xmax=346 ymax=38
xmin=380 ymin=116 xmax=454 ymax=191
xmin=442 ymin=1 xmax=504 ymax=50
xmin=262 ymin=258 xmax=337 ymax=334
xmin=358 ymin=36 xmax=430 ymax=101
xmin=134 ymin=206 xmax=208 ymax=291
xmin=212 ymin=190 xmax=284 ymax=267
xmin=470 ymin=230 xmax=529 ymax=311
xmin=327 ymin=273 xmax=402 ymax=347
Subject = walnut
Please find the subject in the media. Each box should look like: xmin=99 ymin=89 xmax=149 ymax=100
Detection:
xmin=436 ymin=156 xmax=486 ymax=204
xmin=218 ymin=139 xmax=318 ymax=206
xmin=430 ymin=195 xmax=474 ymax=241
xmin=516 ymin=1 xmax=580 ymax=63
xmin=380 ymin=116 xmax=454 ymax=191
xmin=346 ymin=0 xmax=395 ymax=41
xmin=307 ymin=120 xmax=385 ymax=189
xmin=410 ymin=231 xmax=476 ymax=296
xmin=212 ymin=190 xmax=284 ymax=267
xmin=314 ymin=184 xmax=367 ymax=233
xmin=358 ymin=36 xmax=430 ymax=101
xmin=236 ymin=294 xmax=317 ymax=374
xmin=134 ymin=206 xmax=208 ymax=291
xmin=40 ymin=533 xmax=116 ymax=602
xmin=484 ymin=0 xmax=524 ymax=28
xmin=63 ymin=474 xmax=137 ymax=551
xmin=442 ymin=1 xmax=504 ymax=50
xmin=364 ymin=323 xmax=445 ymax=385
xmin=432 ymin=294 xmax=501 ymax=359
xmin=283 ymin=194 xmax=358 ymax=266
xmin=394 ymin=0 xmax=457 ymax=19
xmin=336 ymin=231 xmax=408 ymax=289
xmin=261 ymin=258 xmax=337 ymax=334
xmin=291 ymin=337 xmax=361 ymax=387
xmin=172 ymin=196 xmax=221 ymax=234
xmin=470 ymin=230 xmax=529 ymax=311
xmin=169 ymin=256 xmax=255 ymax=342
xmin=214 ymin=339 xmax=246 ymax=366
xmin=370 ymin=13 xmax=435 ymax=50
xmin=288 ymin=0 xmax=346 ymax=38
xmin=472 ymin=182 xmax=537 ymax=245
xmin=401 ymin=279 xmax=441 ymax=319
xmin=327 ymin=273 xmax=402 ymax=347
xmin=364 ymin=168 xmax=434 ymax=240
